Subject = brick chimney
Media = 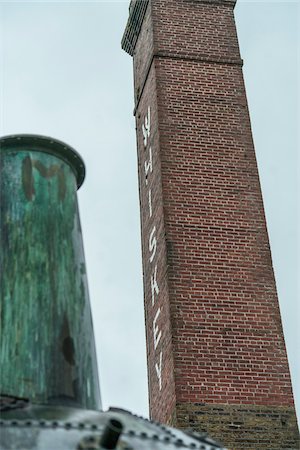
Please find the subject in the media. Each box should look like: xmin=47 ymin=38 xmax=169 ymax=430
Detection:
xmin=122 ymin=0 xmax=299 ymax=448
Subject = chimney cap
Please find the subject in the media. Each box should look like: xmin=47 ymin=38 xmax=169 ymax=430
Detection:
xmin=0 ymin=133 xmax=85 ymax=189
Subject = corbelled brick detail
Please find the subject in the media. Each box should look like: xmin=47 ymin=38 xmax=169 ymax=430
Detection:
xmin=122 ymin=0 xmax=299 ymax=448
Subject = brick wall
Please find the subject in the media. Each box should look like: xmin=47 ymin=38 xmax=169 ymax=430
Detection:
xmin=122 ymin=0 xmax=299 ymax=448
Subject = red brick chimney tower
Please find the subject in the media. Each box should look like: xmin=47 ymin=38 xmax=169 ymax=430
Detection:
xmin=122 ymin=1 xmax=299 ymax=448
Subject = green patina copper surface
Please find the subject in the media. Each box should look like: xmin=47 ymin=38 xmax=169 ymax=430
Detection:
xmin=0 ymin=135 xmax=101 ymax=410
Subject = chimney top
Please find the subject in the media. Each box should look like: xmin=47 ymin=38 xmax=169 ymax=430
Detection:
xmin=0 ymin=134 xmax=85 ymax=189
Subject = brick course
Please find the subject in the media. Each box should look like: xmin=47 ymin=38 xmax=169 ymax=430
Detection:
xmin=177 ymin=403 xmax=299 ymax=450
xmin=122 ymin=0 xmax=299 ymax=447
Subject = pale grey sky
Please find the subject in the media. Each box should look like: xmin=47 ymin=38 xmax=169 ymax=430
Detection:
xmin=0 ymin=0 xmax=298 ymax=422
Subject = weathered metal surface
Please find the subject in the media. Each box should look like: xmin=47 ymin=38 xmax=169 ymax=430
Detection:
xmin=0 ymin=135 xmax=101 ymax=410
xmin=0 ymin=402 xmax=226 ymax=449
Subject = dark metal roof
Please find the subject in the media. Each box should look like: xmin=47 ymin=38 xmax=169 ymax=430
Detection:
xmin=121 ymin=0 xmax=150 ymax=56
xmin=0 ymin=134 xmax=85 ymax=189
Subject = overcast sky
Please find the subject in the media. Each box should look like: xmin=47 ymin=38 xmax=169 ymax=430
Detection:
xmin=0 ymin=0 xmax=298 ymax=422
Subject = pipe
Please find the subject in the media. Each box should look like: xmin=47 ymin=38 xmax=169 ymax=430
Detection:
xmin=0 ymin=134 xmax=101 ymax=410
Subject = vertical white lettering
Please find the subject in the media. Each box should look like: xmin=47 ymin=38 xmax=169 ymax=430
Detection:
xmin=149 ymin=226 xmax=157 ymax=263
xmin=148 ymin=189 xmax=153 ymax=218
xmin=153 ymin=307 xmax=162 ymax=350
xmin=142 ymin=106 xmax=151 ymax=147
xmin=144 ymin=147 xmax=153 ymax=181
xmin=141 ymin=104 xmax=163 ymax=394
xmin=151 ymin=265 xmax=159 ymax=306
xmin=155 ymin=351 xmax=163 ymax=391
